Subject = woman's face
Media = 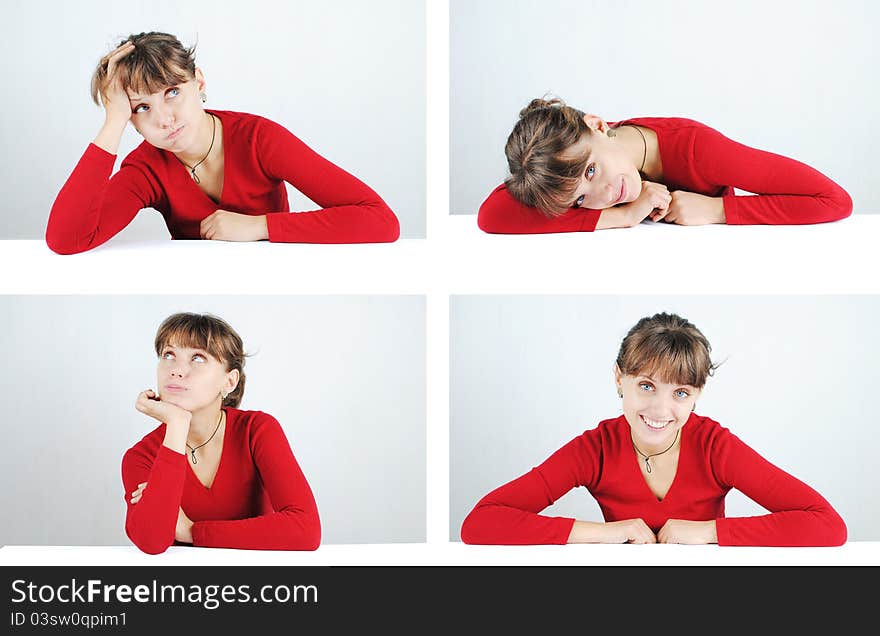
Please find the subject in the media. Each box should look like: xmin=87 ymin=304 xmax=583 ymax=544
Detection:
xmin=127 ymin=68 xmax=207 ymax=153
xmin=566 ymin=115 xmax=642 ymax=211
xmin=616 ymin=368 xmax=701 ymax=449
xmin=156 ymin=342 xmax=236 ymax=412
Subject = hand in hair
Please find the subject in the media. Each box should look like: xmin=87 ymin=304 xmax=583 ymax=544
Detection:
xmin=97 ymin=41 xmax=137 ymax=125
xmin=135 ymin=389 xmax=192 ymax=428
xmin=596 ymin=181 xmax=672 ymax=229
xmin=654 ymin=191 xmax=726 ymax=225
xmin=199 ymin=209 xmax=269 ymax=242
xmin=657 ymin=518 xmax=718 ymax=544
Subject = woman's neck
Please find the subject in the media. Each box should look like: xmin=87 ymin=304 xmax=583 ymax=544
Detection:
xmin=188 ymin=403 xmax=224 ymax=444
xmin=174 ymin=110 xmax=221 ymax=167
xmin=632 ymin=428 xmax=681 ymax=457
xmin=618 ymin=124 xmax=662 ymax=181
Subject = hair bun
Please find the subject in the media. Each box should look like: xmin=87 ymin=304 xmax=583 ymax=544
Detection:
xmin=519 ymin=97 xmax=567 ymax=118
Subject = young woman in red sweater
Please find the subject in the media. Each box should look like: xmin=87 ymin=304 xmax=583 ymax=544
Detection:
xmin=477 ymin=98 xmax=852 ymax=233
xmin=123 ymin=312 xmax=320 ymax=554
xmin=47 ymin=32 xmax=400 ymax=254
xmin=460 ymin=312 xmax=846 ymax=546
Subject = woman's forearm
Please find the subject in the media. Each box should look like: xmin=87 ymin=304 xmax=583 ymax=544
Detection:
xmin=92 ymin=116 xmax=129 ymax=155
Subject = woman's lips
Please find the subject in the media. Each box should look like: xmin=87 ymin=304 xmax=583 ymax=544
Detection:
xmin=163 ymin=384 xmax=187 ymax=392
xmin=167 ymin=125 xmax=185 ymax=140
xmin=640 ymin=414 xmax=672 ymax=430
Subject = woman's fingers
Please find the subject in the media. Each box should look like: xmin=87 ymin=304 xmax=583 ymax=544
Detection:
xmin=104 ymin=41 xmax=135 ymax=68
xmin=130 ymin=482 xmax=147 ymax=504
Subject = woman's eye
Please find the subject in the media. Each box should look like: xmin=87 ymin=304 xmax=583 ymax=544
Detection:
xmin=639 ymin=382 xmax=653 ymax=392
xmin=573 ymin=195 xmax=585 ymax=208
xmin=675 ymin=390 xmax=690 ymax=398
xmin=161 ymin=351 xmax=174 ymax=360
xmin=133 ymin=104 xmax=148 ymax=114
xmin=192 ymin=354 xmax=206 ymax=363
xmin=167 ymin=87 xmax=180 ymax=98
xmin=586 ymin=163 xmax=595 ymax=179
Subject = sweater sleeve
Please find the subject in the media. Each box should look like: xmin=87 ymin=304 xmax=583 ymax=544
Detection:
xmin=121 ymin=442 xmax=188 ymax=555
xmin=460 ymin=434 xmax=599 ymax=545
xmin=190 ymin=414 xmax=321 ymax=550
xmin=694 ymin=127 xmax=852 ymax=225
xmin=256 ymin=119 xmax=399 ymax=244
xmin=477 ymin=184 xmax=602 ymax=234
xmin=711 ymin=432 xmax=847 ymax=546
xmin=46 ymin=144 xmax=162 ymax=254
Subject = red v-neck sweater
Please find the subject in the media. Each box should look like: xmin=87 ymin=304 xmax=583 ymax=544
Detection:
xmin=460 ymin=413 xmax=846 ymax=547
xmin=477 ymin=117 xmax=852 ymax=233
xmin=47 ymin=110 xmax=399 ymax=254
xmin=122 ymin=408 xmax=320 ymax=554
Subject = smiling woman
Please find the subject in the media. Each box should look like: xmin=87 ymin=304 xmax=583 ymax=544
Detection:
xmin=477 ymin=97 xmax=852 ymax=233
xmin=459 ymin=312 xmax=847 ymax=547
xmin=46 ymin=31 xmax=399 ymax=254
xmin=123 ymin=311 xmax=321 ymax=554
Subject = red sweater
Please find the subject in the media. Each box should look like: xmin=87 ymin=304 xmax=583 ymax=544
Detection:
xmin=121 ymin=408 xmax=320 ymax=554
xmin=47 ymin=110 xmax=400 ymax=253
xmin=478 ymin=117 xmax=852 ymax=233
xmin=460 ymin=413 xmax=846 ymax=547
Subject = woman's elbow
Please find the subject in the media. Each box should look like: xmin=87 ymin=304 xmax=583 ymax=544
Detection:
xmin=126 ymin=528 xmax=173 ymax=555
xmin=459 ymin=508 xmax=485 ymax=545
xmin=820 ymin=184 xmax=853 ymax=223
xmin=45 ymin=224 xmax=87 ymax=255
xmin=826 ymin=514 xmax=847 ymax=547
xmin=378 ymin=203 xmax=400 ymax=242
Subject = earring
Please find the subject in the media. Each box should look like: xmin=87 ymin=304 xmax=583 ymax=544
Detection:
xmin=692 ymin=404 xmax=696 ymax=412
xmin=220 ymin=390 xmax=228 ymax=400
xmin=617 ymin=388 xmax=623 ymax=398
xmin=200 ymin=91 xmax=207 ymax=103
xmin=608 ymin=128 xmax=617 ymax=138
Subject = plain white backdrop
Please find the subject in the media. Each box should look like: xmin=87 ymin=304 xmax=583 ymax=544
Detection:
xmin=0 ymin=0 xmax=426 ymax=239
xmin=450 ymin=0 xmax=879 ymax=215
xmin=0 ymin=295 xmax=425 ymax=546
xmin=450 ymin=295 xmax=879 ymax=541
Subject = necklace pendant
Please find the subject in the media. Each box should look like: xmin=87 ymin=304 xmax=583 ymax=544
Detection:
xmin=190 ymin=450 xmax=198 ymax=465
xmin=191 ymin=169 xmax=200 ymax=185
xmin=645 ymin=458 xmax=652 ymax=474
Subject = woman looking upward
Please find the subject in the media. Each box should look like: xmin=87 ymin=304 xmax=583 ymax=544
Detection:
xmin=48 ymin=32 xmax=399 ymax=254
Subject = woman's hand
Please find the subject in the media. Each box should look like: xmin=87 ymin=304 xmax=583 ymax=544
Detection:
xmin=175 ymin=507 xmax=194 ymax=544
xmin=200 ymin=210 xmax=269 ymax=242
xmin=652 ymin=191 xmax=726 ymax=225
xmin=129 ymin=481 xmax=147 ymax=505
xmin=657 ymin=519 xmax=718 ymax=544
xmin=98 ymin=41 xmax=136 ymax=126
xmin=569 ymin=518 xmax=657 ymax=543
xmin=597 ymin=181 xmax=671 ymax=229
xmin=135 ymin=389 xmax=192 ymax=428
xmin=601 ymin=518 xmax=658 ymax=544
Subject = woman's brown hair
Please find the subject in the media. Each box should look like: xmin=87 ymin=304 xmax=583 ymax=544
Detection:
xmin=616 ymin=313 xmax=718 ymax=388
xmin=91 ymin=32 xmax=197 ymax=105
xmin=504 ymin=97 xmax=592 ymax=217
xmin=154 ymin=312 xmax=247 ymax=408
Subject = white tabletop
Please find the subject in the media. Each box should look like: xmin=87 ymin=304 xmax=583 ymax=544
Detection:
xmin=3 ymin=214 xmax=879 ymax=294
xmin=441 ymin=213 xmax=880 ymax=294
xmin=2 ymin=542 xmax=877 ymax=567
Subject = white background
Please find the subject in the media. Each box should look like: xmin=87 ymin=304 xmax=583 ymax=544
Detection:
xmin=450 ymin=0 xmax=879 ymax=215
xmin=450 ymin=295 xmax=880 ymax=541
xmin=0 ymin=295 xmax=425 ymax=546
xmin=0 ymin=0 xmax=426 ymax=238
